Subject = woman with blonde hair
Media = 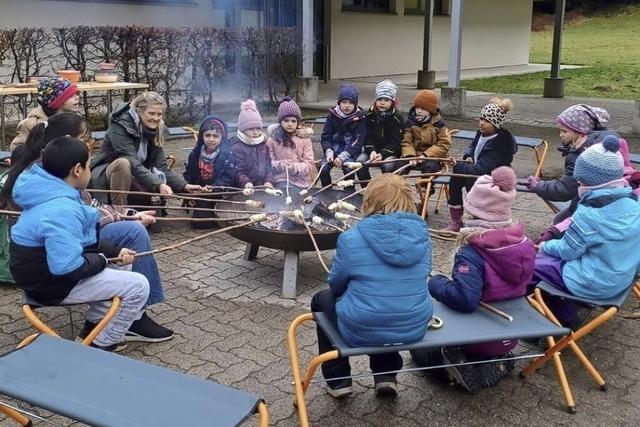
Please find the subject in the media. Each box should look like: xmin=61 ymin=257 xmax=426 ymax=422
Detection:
xmin=90 ymin=91 xmax=204 ymax=206
xmin=310 ymin=173 xmax=433 ymax=399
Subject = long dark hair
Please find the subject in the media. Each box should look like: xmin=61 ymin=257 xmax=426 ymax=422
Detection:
xmin=272 ymin=125 xmax=296 ymax=149
xmin=0 ymin=112 xmax=86 ymax=209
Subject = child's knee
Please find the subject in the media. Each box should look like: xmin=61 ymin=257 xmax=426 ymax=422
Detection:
xmin=124 ymin=274 xmax=150 ymax=303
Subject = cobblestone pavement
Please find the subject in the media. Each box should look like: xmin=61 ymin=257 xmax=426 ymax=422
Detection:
xmin=1 ymin=135 xmax=639 ymax=427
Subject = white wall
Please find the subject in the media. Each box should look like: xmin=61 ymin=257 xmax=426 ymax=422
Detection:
xmin=329 ymin=0 xmax=533 ymax=79
xmin=0 ymin=0 xmax=218 ymax=28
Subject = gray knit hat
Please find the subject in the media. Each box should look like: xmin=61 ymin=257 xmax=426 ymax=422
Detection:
xmin=573 ymin=135 xmax=624 ymax=187
xmin=375 ymin=79 xmax=397 ymax=101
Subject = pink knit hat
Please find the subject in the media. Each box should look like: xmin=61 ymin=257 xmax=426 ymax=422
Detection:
xmin=464 ymin=167 xmax=517 ymax=222
xmin=277 ymin=96 xmax=302 ymax=122
xmin=237 ymin=99 xmax=263 ymax=132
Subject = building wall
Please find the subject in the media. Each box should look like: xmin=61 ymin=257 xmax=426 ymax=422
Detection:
xmin=329 ymin=0 xmax=533 ymax=79
xmin=0 ymin=0 xmax=215 ymax=28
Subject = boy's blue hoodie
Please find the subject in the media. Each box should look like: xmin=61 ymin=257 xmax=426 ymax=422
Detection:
xmin=10 ymin=164 xmax=121 ymax=304
xmin=329 ymin=212 xmax=433 ymax=347
xmin=183 ymin=115 xmax=237 ymax=187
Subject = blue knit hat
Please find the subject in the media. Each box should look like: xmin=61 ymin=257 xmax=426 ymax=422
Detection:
xmin=338 ymin=84 xmax=359 ymax=105
xmin=573 ymin=135 xmax=624 ymax=187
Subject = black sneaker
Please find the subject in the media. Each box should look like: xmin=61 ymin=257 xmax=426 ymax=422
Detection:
xmin=326 ymin=379 xmax=353 ymax=399
xmin=90 ymin=341 xmax=128 ymax=352
xmin=374 ymin=374 xmax=398 ymax=398
xmin=125 ymin=312 xmax=174 ymax=343
xmin=477 ymin=354 xmax=514 ymax=388
xmin=77 ymin=320 xmax=97 ymax=341
xmin=441 ymin=347 xmax=483 ymax=394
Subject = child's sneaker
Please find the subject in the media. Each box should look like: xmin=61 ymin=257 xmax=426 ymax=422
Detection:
xmin=90 ymin=341 xmax=128 ymax=352
xmin=326 ymin=379 xmax=353 ymax=399
xmin=374 ymin=375 xmax=398 ymax=398
xmin=125 ymin=313 xmax=174 ymax=343
xmin=441 ymin=347 xmax=483 ymax=394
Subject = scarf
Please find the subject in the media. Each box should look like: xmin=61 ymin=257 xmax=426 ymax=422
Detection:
xmin=332 ymin=105 xmax=358 ymax=120
xmin=578 ymin=178 xmax=628 ymax=197
xmin=236 ymin=129 xmax=265 ymax=146
xmin=199 ymin=145 xmax=219 ymax=182
xmin=414 ymin=112 xmax=431 ymax=124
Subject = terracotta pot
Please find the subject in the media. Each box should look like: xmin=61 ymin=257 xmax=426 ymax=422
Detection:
xmin=58 ymin=70 xmax=81 ymax=83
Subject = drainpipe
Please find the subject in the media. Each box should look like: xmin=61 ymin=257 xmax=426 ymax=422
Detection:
xmin=440 ymin=0 xmax=466 ymax=116
xmin=417 ymin=0 xmax=435 ymax=89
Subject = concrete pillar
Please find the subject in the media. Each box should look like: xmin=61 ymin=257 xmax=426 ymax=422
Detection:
xmin=447 ymin=0 xmax=464 ymax=88
xmin=296 ymin=76 xmax=319 ymax=103
xmin=633 ymin=100 xmax=640 ymax=134
xmin=440 ymin=86 xmax=466 ymax=117
xmin=301 ymin=0 xmax=313 ymax=78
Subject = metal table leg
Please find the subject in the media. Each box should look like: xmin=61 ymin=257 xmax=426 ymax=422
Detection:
xmin=282 ymin=250 xmax=299 ymax=299
xmin=244 ymin=243 xmax=259 ymax=261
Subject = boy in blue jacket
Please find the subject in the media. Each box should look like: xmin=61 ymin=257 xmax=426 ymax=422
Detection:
xmin=534 ymin=136 xmax=640 ymax=326
xmin=319 ymin=84 xmax=367 ymax=190
xmin=183 ymin=115 xmax=236 ymax=228
xmin=310 ymin=174 xmax=432 ymax=398
xmin=10 ymin=136 xmax=149 ymax=352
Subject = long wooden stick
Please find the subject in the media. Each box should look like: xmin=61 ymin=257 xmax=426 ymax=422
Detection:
xmin=88 ymin=188 xmax=258 ymax=206
xmin=363 ymin=156 xmax=455 ymax=166
xmin=404 ymin=172 xmax=481 ymax=180
xmin=479 ymin=301 xmax=514 ymax=322
xmin=106 ymin=217 xmax=264 ymax=262
xmin=301 ymin=162 xmax=326 ymax=194
xmin=311 ymin=166 xmax=362 ymax=197
xmin=123 ymin=205 xmax=263 ymax=214
xmin=302 ymin=220 xmax=330 ymax=274
xmin=0 ymin=209 xmax=20 ymax=216
xmin=121 ymin=215 xmax=253 ymax=223
xmin=285 ymin=166 xmax=291 ymax=200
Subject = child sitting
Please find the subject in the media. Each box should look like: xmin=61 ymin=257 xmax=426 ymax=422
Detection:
xmin=445 ymin=98 xmax=517 ymax=231
xmin=266 ymin=97 xmax=315 ymax=190
xmin=526 ymin=104 xmax=620 ymax=224
xmin=426 ymin=167 xmax=535 ymax=393
xmin=401 ymin=89 xmax=451 ymax=174
xmin=230 ymin=100 xmax=274 ymax=190
xmin=319 ymin=84 xmax=367 ymax=189
xmin=310 ymin=174 xmax=433 ymax=398
xmin=534 ymin=137 xmax=640 ymax=327
xmin=10 ymin=136 xmax=150 ymax=352
xmin=357 ymin=80 xmax=404 ymax=180
xmin=10 ymin=77 xmax=80 ymax=152
xmin=184 ymin=115 xmax=236 ymax=228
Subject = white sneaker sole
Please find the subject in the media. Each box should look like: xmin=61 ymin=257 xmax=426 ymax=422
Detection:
xmin=327 ymin=386 xmax=353 ymax=398
xmin=124 ymin=332 xmax=174 ymax=343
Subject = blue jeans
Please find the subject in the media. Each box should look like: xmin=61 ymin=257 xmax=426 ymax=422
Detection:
xmin=100 ymin=221 xmax=165 ymax=307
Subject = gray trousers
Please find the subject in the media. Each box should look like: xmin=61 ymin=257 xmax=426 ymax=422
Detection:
xmin=60 ymin=266 xmax=149 ymax=347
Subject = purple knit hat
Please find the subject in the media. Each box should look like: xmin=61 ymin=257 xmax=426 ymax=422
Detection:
xmin=464 ymin=167 xmax=517 ymax=222
xmin=556 ymin=104 xmax=608 ymax=135
xmin=237 ymin=99 xmax=263 ymax=132
xmin=277 ymin=96 xmax=302 ymax=122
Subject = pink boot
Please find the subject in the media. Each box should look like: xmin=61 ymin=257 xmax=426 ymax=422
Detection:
xmin=444 ymin=206 xmax=463 ymax=232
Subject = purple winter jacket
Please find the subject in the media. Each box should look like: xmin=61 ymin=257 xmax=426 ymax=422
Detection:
xmin=229 ymin=136 xmax=274 ymax=187
xmin=429 ymin=222 xmax=536 ymax=356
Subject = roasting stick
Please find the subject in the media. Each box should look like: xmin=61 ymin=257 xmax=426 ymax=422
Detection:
xmin=285 ymin=166 xmax=292 ymax=205
xmin=479 ymin=301 xmax=514 ymax=322
xmin=299 ymin=163 xmax=326 ymax=196
xmin=107 ymin=215 xmax=268 ymax=263
xmin=88 ymin=188 xmax=263 ymax=207
xmin=336 ymin=161 xmax=414 ymax=204
xmin=311 ymin=166 xmax=363 ymax=197
xmin=302 ymin=220 xmax=330 ymax=274
xmin=122 ymin=205 xmax=263 ymax=215
xmin=120 ymin=215 xmax=254 ymax=223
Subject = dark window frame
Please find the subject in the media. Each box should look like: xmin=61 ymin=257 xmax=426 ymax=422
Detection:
xmin=40 ymin=0 xmax=199 ymax=6
xmin=341 ymin=0 xmax=392 ymax=14
xmin=404 ymin=0 xmax=450 ymax=16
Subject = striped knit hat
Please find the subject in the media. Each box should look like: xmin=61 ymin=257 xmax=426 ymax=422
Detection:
xmin=375 ymin=79 xmax=397 ymax=101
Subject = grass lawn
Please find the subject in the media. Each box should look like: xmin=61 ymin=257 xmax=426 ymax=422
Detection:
xmin=449 ymin=5 xmax=640 ymax=99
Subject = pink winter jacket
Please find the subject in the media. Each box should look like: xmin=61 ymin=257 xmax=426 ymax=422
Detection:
xmin=266 ymin=128 xmax=315 ymax=188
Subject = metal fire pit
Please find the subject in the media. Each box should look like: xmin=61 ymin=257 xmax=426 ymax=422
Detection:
xmin=215 ymin=189 xmax=362 ymax=298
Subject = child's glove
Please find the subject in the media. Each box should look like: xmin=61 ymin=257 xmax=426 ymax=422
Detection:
xmin=526 ymin=175 xmax=540 ymax=191
xmin=325 ymin=149 xmax=335 ymax=163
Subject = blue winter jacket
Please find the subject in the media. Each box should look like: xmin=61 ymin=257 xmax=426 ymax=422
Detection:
xmin=183 ymin=115 xmax=236 ymax=187
xmin=541 ymin=186 xmax=640 ymax=300
xmin=10 ymin=164 xmax=118 ymax=304
xmin=329 ymin=212 xmax=433 ymax=347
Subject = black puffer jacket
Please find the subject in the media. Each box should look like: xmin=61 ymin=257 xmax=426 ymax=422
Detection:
xmin=364 ymin=106 xmax=403 ymax=158
xmin=454 ymin=129 xmax=517 ymax=176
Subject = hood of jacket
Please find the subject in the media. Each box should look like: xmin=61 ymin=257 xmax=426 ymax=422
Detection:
xmin=357 ymin=212 xmax=429 ymax=267
xmin=196 ymin=115 xmax=229 ymax=151
xmin=329 ymin=105 xmax=365 ymax=123
xmin=13 ymin=163 xmax=83 ymax=210
xmin=407 ymin=107 xmax=443 ymax=126
xmin=109 ymin=102 xmax=140 ymax=139
xmin=467 ymin=222 xmax=535 ymax=292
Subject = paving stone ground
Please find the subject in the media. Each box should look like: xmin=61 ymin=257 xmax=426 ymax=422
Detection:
xmin=1 ymin=124 xmax=639 ymax=426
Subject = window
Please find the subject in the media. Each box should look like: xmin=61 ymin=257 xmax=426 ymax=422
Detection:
xmin=342 ymin=0 xmax=391 ymax=13
xmin=405 ymin=0 xmax=450 ymax=16
xmin=43 ymin=0 xmax=198 ymax=4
